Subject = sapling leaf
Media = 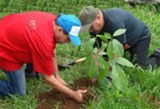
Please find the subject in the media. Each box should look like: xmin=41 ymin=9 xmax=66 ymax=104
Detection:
xmin=101 ymin=43 xmax=108 ymax=51
xmin=98 ymin=67 xmax=107 ymax=81
xmin=115 ymin=57 xmax=134 ymax=67
xmin=111 ymin=65 xmax=128 ymax=92
xmin=93 ymin=47 xmax=98 ymax=54
xmin=97 ymin=57 xmax=110 ymax=81
xmin=98 ymin=33 xmax=111 ymax=42
xmin=113 ymin=29 xmax=126 ymax=37
xmin=104 ymin=33 xmax=112 ymax=39
xmin=98 ymin=51 xmax=107 ymax=56
xmin=85 ymin=38 xmax=96 ymax=52
xmin=98 ymin=35 xmax=107 ymax=42
xmin=107 ymin=41 xmax=114 ymax=60
xmin=97 ymin=56 xmax=107 ymax=70
xmin=112 ymin=39 xmax=124 ymax=57
xmin=87 ymin=57 xmax=97 ymax=78
xmin=107 ymin=39 xmax=124 ymax=60
xmin=89 ymin=38 xmax=96 ymax=46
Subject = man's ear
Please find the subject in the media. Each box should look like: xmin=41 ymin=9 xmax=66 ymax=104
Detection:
xmin=97 ymin=14 xmax=101 ymax=19
xmin=57 ymin=26 xmax=63 ymax=33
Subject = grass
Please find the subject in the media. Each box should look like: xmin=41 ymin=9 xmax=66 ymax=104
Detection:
xmin=0 ymin=13 xmax=10 ymax=18
xmin=0 ymin=1 xmax=160 ymax=109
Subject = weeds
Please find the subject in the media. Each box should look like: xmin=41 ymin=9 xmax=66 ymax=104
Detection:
xmin=0 ymin=0 xmax=160 ymax=109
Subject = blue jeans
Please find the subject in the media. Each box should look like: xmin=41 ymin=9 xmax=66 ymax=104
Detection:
xmin=0 ymin=66 xmax=26 ymax=97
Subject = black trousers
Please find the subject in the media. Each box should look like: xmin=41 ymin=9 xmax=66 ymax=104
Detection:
xmin=129 ymin=36 xmax=151 ymax=67
xmin=128 ymin=31 xmax=160 ymax=69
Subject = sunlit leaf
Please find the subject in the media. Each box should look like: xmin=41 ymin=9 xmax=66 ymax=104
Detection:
xmin=98 ymin=67 xmax=106 ymax=81
xmin=101 ymin=43 xmax=108 ymax=52
xmin=98 ymin=51 xmax=107 ymax=56
xmin=93 ymin=47 xmax=98 ymax=54
xmin=111 ymin=65 xmax=128 ymax=91
xmin=88 ymin=57 xmax=97 ymax=78
xmin=98 ymin=33 xmax=111 ymax=42
xmin=107 ymin=39 xmax=124 ymax=60
xmin=115 ymin=57 xmax=134 ymax=67
xmin=104 ymin=33 xmax=112 ymax=39
xmin=97 ymin=57 xmax=110 ymax=81
xmin=97 ymin=57 xmax=107 ymax=70
xmin=107 ymin=41 xmax=114 ymax=60
xmin=112 ymin=39 xmax=124 ymax=57
xmin=89 ymin=38 xmax=96 ymax=46
xmin=98 ymin=35 xmax=108 ymax=42
xmin=113 ymin=29 xmax=126 ymax=37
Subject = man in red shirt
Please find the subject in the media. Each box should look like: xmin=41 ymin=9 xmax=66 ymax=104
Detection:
xmin=0 ymin=11 xmax=86 ymax=103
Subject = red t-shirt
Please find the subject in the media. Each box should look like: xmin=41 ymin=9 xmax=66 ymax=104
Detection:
xmin=0 ymin=11 xmax=57 ymax=76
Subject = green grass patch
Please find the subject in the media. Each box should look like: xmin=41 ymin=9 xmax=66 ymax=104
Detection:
xmin=0 ymin=0 xmax=160 ymax=109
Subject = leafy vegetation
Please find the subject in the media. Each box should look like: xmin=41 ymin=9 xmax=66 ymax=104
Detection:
xmin=85 ymin=29 xmax=134 ymax=92
xmin=0 ymin=0 xmax=160 ymax=109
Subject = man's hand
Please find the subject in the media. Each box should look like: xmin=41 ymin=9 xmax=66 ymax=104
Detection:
xmin=73 ymin=90 xmax=87 ymax=103
xmin=44 ymin=75 xmax=87 ymax=103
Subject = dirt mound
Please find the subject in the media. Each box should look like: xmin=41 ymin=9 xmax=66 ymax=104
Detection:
xmin=36 ymin=77 xmax=96 ymax=109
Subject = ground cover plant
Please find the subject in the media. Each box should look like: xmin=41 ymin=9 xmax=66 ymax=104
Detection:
xmin=0 ymin=0 xmax=160 ymax=109
xmin=85 ymin=29 xmax=134 ymax=92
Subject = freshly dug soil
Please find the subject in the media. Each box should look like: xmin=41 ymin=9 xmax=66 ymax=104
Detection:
xmin=36 ymin=77 xmax=96 ymax=109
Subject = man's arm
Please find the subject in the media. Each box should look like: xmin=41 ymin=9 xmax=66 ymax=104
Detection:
xmin=50 ymin=49 xmax=86 ymax=102
xmin=44 ymin=74 xmax=86 ymax=103
xmin=52 ymin=49 xmax=59 ymax=75
xmin=53 ymin=49 xmax=67 ymax=85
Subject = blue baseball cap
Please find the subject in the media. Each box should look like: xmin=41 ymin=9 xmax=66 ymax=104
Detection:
xmin=57 ymin=14 xmax=81 ymax=46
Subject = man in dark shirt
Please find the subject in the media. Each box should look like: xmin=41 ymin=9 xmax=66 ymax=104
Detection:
xmin=79 ymin=6 xmax=160 ymax=69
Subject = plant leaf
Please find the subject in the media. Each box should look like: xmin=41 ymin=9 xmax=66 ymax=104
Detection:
xmin=98 ymin=51 xmax=107 ymax=56
xmin=98 ymin=33 xmax=111 ymax=42
xmin=107 ymin=41 xmax=114 ymax=60
xmin=88 ymin=57 xmax=97 ymax=78
xmin=111 ymin=65 xmax=128 ymax=91
xmin=93 ymin=47 xmax=98 ymax=54
xmin=89 ymin=38 xmax=96 ymax=46
xmin=115 ymin=57 xmax=134 ymax=67
xmin=113 ymin=29 xmax=126 ymax=37
xmin=104 ymin=33 xmax=111 ymax=39
xmin=98 ymin=67 xmax=107 ymax=81
xmin=112 ymin=39 xmax=124 ymax=57
xmin=107 ymin=39 xmax=124 ymax=60
xmin=97 ymin=57 xmax=110 ymax=81
xmin=98 ymin=35 xmax=108 ymax=42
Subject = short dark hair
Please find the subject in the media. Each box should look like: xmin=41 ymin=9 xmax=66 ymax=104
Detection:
xmin=55 ymin=14 xmax=68 ymax=35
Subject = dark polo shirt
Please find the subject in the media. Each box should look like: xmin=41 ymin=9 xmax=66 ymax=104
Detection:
xmin=90 ymin=8 xmax=150 ymax=48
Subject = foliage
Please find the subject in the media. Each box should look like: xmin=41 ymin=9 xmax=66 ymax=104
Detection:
xmin=86 ymin=29 xmax=134 ymax=92
xmin=0 ymin=0 xmax=121 ymax=14
xmin=1 ymin=0 xmax=160 ymax=109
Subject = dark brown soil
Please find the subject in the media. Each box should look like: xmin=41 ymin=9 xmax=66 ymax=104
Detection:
xmin=36 ymin=77 xmax=96 ymax=109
